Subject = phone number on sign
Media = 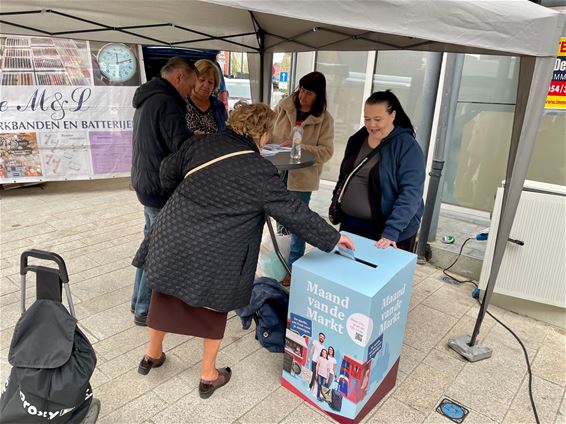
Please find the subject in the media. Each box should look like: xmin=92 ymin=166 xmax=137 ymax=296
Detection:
xmin=548 ymin=82 xmax=566 ymax=95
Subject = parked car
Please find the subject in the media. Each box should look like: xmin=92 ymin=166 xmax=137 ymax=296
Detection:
xmin=224 ymin=78 xmax=252 ymax=110
xmin=142 ymin=46 xmax=228 ymax=110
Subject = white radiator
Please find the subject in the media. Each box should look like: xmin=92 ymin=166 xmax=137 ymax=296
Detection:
xmin=479 ymin=181 xmax=566 ymax=309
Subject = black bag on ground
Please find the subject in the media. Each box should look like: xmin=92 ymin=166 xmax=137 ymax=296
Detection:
xmin=0 ymin=300 xmax=97 ymax=423
xmin=330 ymin=388 xmax=343 ymax=412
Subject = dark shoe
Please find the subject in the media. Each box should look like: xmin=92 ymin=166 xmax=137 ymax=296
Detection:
xmin=138 ymin=352 xmax=166 ymax=375
xmin=199 ymin=367 xmax=232 ymax=399
xmin=130 ymin=305 xmax=135 ymax=314
xmin=134 ymin=314 xmax=147 ymax=326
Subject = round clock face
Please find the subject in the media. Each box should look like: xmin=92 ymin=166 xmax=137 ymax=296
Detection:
xmin=97 ymin=43 xmax=137 ymax=83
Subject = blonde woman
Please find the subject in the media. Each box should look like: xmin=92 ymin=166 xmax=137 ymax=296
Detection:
xmin=186 ymin=59 xmax=227 ymax=134
xmin=133 ymin=103 xmax=354 ymax=399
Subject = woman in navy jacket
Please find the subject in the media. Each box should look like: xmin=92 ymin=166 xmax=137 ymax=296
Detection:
xmin=332 ymin=90 xmax=425 ymax=251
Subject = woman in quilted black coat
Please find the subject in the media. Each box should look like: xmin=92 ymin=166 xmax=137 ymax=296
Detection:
xmin=132 ymin=103 xmax=354 ymax=399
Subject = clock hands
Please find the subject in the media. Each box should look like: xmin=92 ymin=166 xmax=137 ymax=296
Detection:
xmin=116 ymin=58 xmax=133 ymax=65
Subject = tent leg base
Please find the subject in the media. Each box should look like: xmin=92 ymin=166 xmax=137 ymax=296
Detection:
xmin=448 ymin=335 xmax=492 ymax=362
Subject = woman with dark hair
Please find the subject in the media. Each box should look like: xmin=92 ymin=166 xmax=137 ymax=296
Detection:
xmin=316 ymin=349 xmax=330 ymax=401
xmin=272 ymin=71 xmax=335 ymax=268
xmin=331 ymin=90 xmax=425 ymax=252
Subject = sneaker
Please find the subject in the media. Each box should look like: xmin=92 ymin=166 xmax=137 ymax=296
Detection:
xmin=199 ymin=367 xmax=232 ymax=399
xmin=138 ymin=352 xmax=166 ymax=375
xmin=134 ymin=314 xmax=147 ymax=326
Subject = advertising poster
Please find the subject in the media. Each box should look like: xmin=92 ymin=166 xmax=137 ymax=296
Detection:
xmin=545 ymin=37 xmax=566 ymax=110
xmin=0 ymin=34 xmax=140 ymax=183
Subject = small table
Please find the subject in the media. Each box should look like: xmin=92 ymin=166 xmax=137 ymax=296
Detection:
xmin=265 ymin=150 xmax=316 ymax=172
xmin=264 ymin=150 xmax=317 ymax=278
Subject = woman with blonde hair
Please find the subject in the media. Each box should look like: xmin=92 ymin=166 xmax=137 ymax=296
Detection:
xmin=186 ymin=59 xmax=227 ymax=134
xmin=133 ymin=102 xmax=354 ymax=399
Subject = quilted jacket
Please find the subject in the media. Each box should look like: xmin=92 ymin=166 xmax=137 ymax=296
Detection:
xmin=133 ymin=128 xmax=340 ymax=312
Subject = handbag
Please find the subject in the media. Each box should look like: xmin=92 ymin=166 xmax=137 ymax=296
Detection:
xmin=184 ymin=150 xmax=254 ymax=179
xmin=329 ymin=146 xmax=381 ymax=224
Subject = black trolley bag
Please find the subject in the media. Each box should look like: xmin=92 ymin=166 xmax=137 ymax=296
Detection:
xmin=0 ymin=250 xmax=100 ymax=423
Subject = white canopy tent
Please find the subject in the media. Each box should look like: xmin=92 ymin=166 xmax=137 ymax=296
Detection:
xmin=1 ymin=0 xmax=565 ymax=356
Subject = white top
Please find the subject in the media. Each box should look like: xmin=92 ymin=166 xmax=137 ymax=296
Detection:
xmin=317 ymin=357 xmax=330 ymax=379
xmin=310 ymin=340 xmax=325 ymax=363
xmin=327 ymin=356 xmax=337 ymax=375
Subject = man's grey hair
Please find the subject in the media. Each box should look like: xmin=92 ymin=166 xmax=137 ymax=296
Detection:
xmin=160 ymin=57 xmax=197 ymax=78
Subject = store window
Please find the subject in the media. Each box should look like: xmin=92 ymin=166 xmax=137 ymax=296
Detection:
xmin=316 ymin=51 xmax=369 ymax=181
xmin=527 ymin=110 xmax=566 ymax=186
xmin=373 ymin=50 xmax=437 ymax=152
xmin=271 ymin=53 xmax=293 ymax=108
xmin=442 ymin=55 xmax=519 ymax=212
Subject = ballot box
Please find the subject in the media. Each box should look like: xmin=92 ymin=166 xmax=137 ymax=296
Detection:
xmin=281 ymin=232 xmax=416 ymax=423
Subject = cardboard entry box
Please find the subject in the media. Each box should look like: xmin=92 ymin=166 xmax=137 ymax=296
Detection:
xmin=281 ymin=232 xmax=416 ymax=424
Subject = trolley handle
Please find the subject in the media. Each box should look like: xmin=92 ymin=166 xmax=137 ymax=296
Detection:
xmin=20 ymin=249 xmax=69 ymax=283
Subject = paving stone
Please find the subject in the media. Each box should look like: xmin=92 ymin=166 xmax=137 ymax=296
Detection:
xmin=404 ymin=304 xmax=458 ymax=353
xmin=444 ymin=356 xmax=525 ymax=422
xmin=503 ymin=375 xmax=564 ymax=424
xmin=96 ymin=354 xmax=185 ymax=418
xmin=98 ymin=390 xmax=168 ymax=424
xmin=278 ymin=402 xmax=335 ymax=424
xmin=92 ymin=325 xmax=151 ymax=361
xmin=80 ymin=302 xmax=135 ymax=340
xmin=532 ymin=345 xmax=566 ymax=387
xmin=422 ymin=284 xmax=477 ymax=319
xmin=366 ymin=397 xmax=426 ymax=423
xmin=238 ymin=385 xmax=302 ymax=423
xmin=398 ymin=343 xmax=428 ymax=376
xmin=393 ymin=375 xmax=447 ymax=414
xmin=543 ymin=327 xmax=566 ymax=353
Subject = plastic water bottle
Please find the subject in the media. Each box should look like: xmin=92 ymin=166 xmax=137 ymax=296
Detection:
xmin=290 ymin=123 xmax=303 ymax=160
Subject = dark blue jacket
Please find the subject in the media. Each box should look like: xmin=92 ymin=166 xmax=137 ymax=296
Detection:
xmin=235 ymin=277 xmax=289 ymax=353
xmin=131 ymin=77 xmax=193 ymax=208
xmin=211 ymin=96 xmax=228 ymax=131
xmin=336 ymin=126 xmax=425 ymax=242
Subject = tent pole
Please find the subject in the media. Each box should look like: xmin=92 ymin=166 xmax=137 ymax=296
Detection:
xmin=416 ymin=53 xmax=464 ymax=263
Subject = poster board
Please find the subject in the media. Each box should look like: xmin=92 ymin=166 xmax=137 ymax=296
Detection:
xmin=0 ymin=34 xmax=141 ymax=183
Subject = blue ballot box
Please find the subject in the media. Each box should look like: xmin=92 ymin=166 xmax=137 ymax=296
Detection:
xmin=281 ymin=232 xmax=416 ymax=424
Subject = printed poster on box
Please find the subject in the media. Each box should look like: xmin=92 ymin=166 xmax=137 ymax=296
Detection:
xmin=0 ymin=34 xmax=142 ymax=183
xmin=282 ymin=232 xmax=416 ymax=424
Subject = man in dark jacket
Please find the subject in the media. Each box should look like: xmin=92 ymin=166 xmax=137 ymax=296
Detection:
xmin=130 ymin=57 xmax=197 ymax=326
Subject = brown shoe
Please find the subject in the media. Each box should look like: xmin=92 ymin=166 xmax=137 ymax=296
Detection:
xmin=199 ymin=367 xmax=232 ymax=399
xmin=282 ymin=273 xmax=291 ymax=287
xmin=138 ymin=352 xmax=166 ymax=375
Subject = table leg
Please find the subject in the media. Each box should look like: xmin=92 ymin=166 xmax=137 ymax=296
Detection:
xmin=265 ymin=215 xmax=291 ymax=279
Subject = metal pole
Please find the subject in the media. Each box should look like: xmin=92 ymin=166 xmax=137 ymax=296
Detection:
xmin=413 ymin=52 xmax=443 ymax=158
xmin=416 ymin=53 xmax=465 ymax=262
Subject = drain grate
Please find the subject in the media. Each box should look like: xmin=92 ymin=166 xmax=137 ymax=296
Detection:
xmin=436 ymin=398 xmax=469 ymax=423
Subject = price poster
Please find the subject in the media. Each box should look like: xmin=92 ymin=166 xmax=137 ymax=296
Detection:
xmin=545 ymin=37 xmax=566 ymax=110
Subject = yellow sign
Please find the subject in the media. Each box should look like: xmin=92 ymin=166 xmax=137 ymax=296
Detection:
xmin=545 ymin=37 xmax=566 ymax=110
